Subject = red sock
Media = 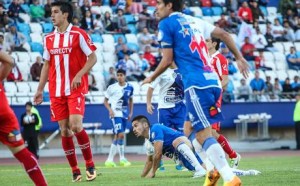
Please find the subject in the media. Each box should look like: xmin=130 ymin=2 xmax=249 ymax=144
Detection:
xmin=217 ymin=134 xmax=237 ymax=158
xmin=75 ymin=129 xmax=94 ymax=168
xmin=61 ymin=136 xmax=80 ymax=173
xmin=14 ymin=148 xmax=48 ymax=186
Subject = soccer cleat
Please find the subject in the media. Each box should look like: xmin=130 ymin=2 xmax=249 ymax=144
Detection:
xmin=72 ymin=171 xmax=82 ymax=182
xmin=230 ymin=153 xmax=241 ymax=169
xmin=248 ymin=169 xmax=261 ymax=176
xmin=193 ymin=170 xmax=206 ymax=178
xmin=203 ymin=169 xmax=220 ymax=186
xmin=86 ymin=166 xmax=97 ymax=181
xmin=105 ymin=160 xmax=117 ymax=167
xmin=120 ymin=159 xmax=131 ymax=167
xmin=223 ymin=176 xmax=241 ymax=186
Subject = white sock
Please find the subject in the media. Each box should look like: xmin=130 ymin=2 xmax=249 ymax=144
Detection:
xmin=107 ymin=143 xmax=117 ymax=162
xmin=192 ymin=139 xmax=214 ymax=171
xmin=177 ymin=143 xmax=205 ymax=173
xmin=118 ymin=144 xmax=125 ymax=160
xmin=231 ymin=168 xmax=249 ymax=176
xmin=206 ymin=143 xmax=235 ymax=182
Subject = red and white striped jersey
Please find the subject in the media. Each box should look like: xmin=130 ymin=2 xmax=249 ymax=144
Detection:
xmin=43 ymin=23 xmax=96 ymax=97
xmin=210 ymin=51 xmax=228 ymax=81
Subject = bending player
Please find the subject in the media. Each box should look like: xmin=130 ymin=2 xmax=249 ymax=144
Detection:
xmin=205 ymin=37 xmax=241 ymax=168
xmin=104 ymin=69 xmax=134 ymax=167
xmin=132 ymin=115 xmax=207 ymax=178
xmin=0 ymin=51 xmax=48 ymax=186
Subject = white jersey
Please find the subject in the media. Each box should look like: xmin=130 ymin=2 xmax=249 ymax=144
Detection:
xmin=149 ymin=68 xmax=184 ymax=109
xmin=105 ymin=82 xmax=134 ymax=118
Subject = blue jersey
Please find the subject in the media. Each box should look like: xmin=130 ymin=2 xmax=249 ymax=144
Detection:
xmin=158 ymin=12 xmax=220 ymax=91
xmin=149 ymin=124 xmax=183 ymax=158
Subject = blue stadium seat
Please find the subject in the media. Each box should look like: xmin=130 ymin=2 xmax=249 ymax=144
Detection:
xmin=113 ymin=34 xmax=126 ymax=43
xmin=123 ymin=14 xmax=136 ymax=24
xmin=42 ymin=23 xmax=54 ymax=33
xmin=102 ymin=0 xmax=110 ymax=5
xmin=259 ymin=6 xmax=268 ymax=17
xmin=211 ymin=7 xmax=223 ymax=16
xmin=201 ymin=7 xmax=213 ymax=16
xmin=17 ymin=23 xmax=30 ymax=34
xmin=20 ymin=4 xmax=30 ymax=13
xmin=127 ymin=42 xmax=139 ymax=52
xmin=90 ymin=34 xmax=103 ymax=43
xmin=23 ymin=33 xmax=31 ymax=43
xmin=127 ymin=24 xmax=137 ymax=34
xmin=30 ymin=42 xmax=43 ymax=54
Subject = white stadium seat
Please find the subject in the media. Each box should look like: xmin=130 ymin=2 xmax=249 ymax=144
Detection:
xmin=275 ymin=62 xmax=287 ymax=71
xmin=190 ymin=6 xmax=203 ymax=17
xmin=267 ymin=7 xmax=277 ymax=17
xmin=29 ymin=23 xmax=43 ymax=33
xmin=102 ymin=52 xmax=116 ymax=63
xmin=282 ymin=42 xmax=294 ymax=53
xmin=102 ymin=34 xmax=115 ymax=44
xmin=28 ymin=81 xmax=39 ymax=92
xmin=16 ymin=52 xmax=30 ymax=63
xmin=294 ymin=42 xmax=300 ymax=51
xmin=16 ymin=82 xmax=31 ymax=93
xmin=265 ymin=70 xmax=277 ymax=80
xmin=287 ymin=70 xmax=300 ymax=79
xmin=273 ymin=52 xmax=286 ymax=63
xmin=17 ymin=63 xmax=30 ymax=81
xmin=125 ymin=34 xmax=138 ymax=45
xmin=4 ymin=82 xmax=17 ymax=95
xmin=30 ymin=33 xmax=43 ymax=43
xmin=273 ymin=42 xmax=284 ymax=53
xmin=29 ymin=52 xmax=42 ymax=63
xmin=100 ymin=6 xmax=112 ymax=15
xmin=276 ymin=70 xmax=288 ymax=81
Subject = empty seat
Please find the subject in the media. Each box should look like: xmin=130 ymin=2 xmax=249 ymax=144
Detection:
xmin=127 ymin=24 xmax=137 ymax=34
xmin=267 ymin=7 xmax=277 ymax=17
xmin=100 ymin=6 xmax=112 ymax=15
xmin=16 ymin=52 xmax=30 ymax=63
xmin=17 ymin=96 xmax=30 ymax=104
xmin=273 ymin=52 xmax=286 ymax=63
xmin=17 ymin=23 xmax=30 ymax=35
xmin=294 ymin=42 xmax=300 ymax=51
xmin=30 ymin=33 xmax=43 ymax=43
xmin=263 ymin=51 xmax=274 ymax=62
xmin=103 ymin=44 xmax=115 ymax=53
xmin=28 ymin=81 xmax=39 ymax=92
xmin=282 ymin=42 xmax=294 ymax=52
xmin=17 ymin=63 xmax=30 ymax=81
xmin=125 ymin=34 xmax=138 ymax=45
xmin=19 ymin=13 xmax=31 ymax=23
xmin=30 ymin=42 xmax=44 ymax=54
xmin=277 ymin=70 xmax=288 ymax=81
xmin=29 ymin=23 xmax=43 ymax=33
xmin=201 ymin=7 xmax=213 ymax=16
xmin=16 ymin=82 xmax=30 ymax=93
xmin=123 ymin=14 xmax=136 ymax=24
xmin=102 ymin=34 xmax=115 ymax=45
xmin=273 ymin=42 xmax=284 ymax=53
xmin=4 ymin=82 xmax=17 ymax=95
xmin=201 ymin=16 xmax=214 ymax=24
xmin=211 ymin=6 xmax=223 ymax=16
xmin=91 ymin=5 xmax=101 ymax=15
xmin=94 ymin=43 xmax=104 ymax=52
xmin=102 ymin=52 xmax=116 ymax=63
xmin=42 ymin=23 xmax=54 ymax=33
xmin=275 ymin=62 xmax=287 ymax=71
xmin=259 ymin=6 xmax=268 ymax=17
xmin=127 ymin=42 xmax=139 ymax=52
xmin=90 ymin=34 xmax=103 ymax=43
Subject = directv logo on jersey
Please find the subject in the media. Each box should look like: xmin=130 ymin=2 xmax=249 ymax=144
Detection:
xmin=49 ymin=47 xmax=72 ymax=55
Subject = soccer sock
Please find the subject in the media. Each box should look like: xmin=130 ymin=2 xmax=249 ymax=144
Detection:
xmin=14 ymin=148 xmax=48 ymax=186
xmin=231 ymin=168 xmax=249 ymax=176
xmin=107 ymin=140 xmax=117 ymax=162
xmin=75 ymin=129 xmax=94 ymax=168
xmin=192 ymin=138 xmax=214 ymax=171
xmin=217 ymin=134 xmax=237 ymax=159
xmin=61 ymin=135 xmax=79 ymax=173
xmin=117 ymin=139 xmax=125 ymax=160
xmin=176 ymin=143 xmax=205 ymax=173
xmin=203 ymin=137 xmax=235 ymax=182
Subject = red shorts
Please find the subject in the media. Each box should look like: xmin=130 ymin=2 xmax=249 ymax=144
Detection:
xmin=50 ymin=93 xmax=85 ymax=121
xmin=0 ymin=113 xmax=24 ymax=147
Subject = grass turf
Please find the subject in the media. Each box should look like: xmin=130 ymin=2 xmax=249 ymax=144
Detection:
xmin=0 ymin=156 xmax=300 ymax=186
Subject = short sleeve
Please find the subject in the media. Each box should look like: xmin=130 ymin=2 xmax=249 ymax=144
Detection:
xmin=199 ymin=19 xmax=216 ymax=39
xmin=105 ymin=85 xmax=111 ymax=98
xmin=151 ymin=125 xmax=164 ymax=143
xmin=149 ymin=75 xmax=160 ymax=89
xmin=158 ymin=20 xmax=173 ymax=49
xmin=43 ymin=37 xmax=50 ymax=61
xmin=79 ymin=30 xmax=97 ymax=56
xmin=130 ymin=85 xmax=134 ymax=98
xmin=145 ymin=139 xmax=154 ymax=156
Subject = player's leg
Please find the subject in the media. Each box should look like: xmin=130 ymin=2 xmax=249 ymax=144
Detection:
xmin=68 ymin=94 xmax=96 ymax=181
xmin=172 ymin=102 xmax=186 ymax=132
xmin=118 ymin=118 xmax=131 ymax=166
xmin=105 ymin=132 xmax=117 ymax=167
xmin=186 ymin=87 xmax=240 ymax=185
xmin=172 ymin=136 xmax=206 ymax=177
xmin=212 ymin=128 xmax=241 ymax=168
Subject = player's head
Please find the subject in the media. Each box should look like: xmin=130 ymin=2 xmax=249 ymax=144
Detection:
xmin=131 ymin=115 xmax=150 ymax=138
xmin=51 ymin=1 xmax=73 ymax=26
xmin=156 ymin=0 xmax=183 ymax=20
xmin=116 ymin=69 xmax=126 ymax=84
xmin=25 ymin=101 xmax=33 ymax=112
xmin=205 ymin=37 xmax=221 ymax=51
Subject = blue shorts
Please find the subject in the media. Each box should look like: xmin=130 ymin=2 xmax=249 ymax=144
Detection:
xmin=111 ymin=117 xmax=127 ymax=134
xmin=158 ymin=102 xmax=186 ymax=132
xmin=185 ymin=87 xmax=224 ymax=133
xmin=178 ymin=150 xmax=202 ymax=171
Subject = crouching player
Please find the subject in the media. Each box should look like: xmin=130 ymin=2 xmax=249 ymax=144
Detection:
xmin=0 ymin=51 xmax=48 ymax=186
xmin=132 ymin=115 xmax=206 ymax=178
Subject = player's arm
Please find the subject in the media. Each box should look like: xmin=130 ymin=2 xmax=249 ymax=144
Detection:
xmin=146 ymin=87 xmax=154 ymax=114
xmin=221 ymin=75 xmax=229 ymax=90
xmin=141 ymin=155 xmax=153 ymax=177
xmin=103 ymin=97 xmax=114 ymax=118
xmin=128 ymin=97 xmax=133 ymax=121
xmin=72 ymin=52 xmax=97 ymax=90
xmin=147 ymin=141 xmax=163 ymax=178
xmin=0 ymin=51 xmax=14 ymax=81
xmin=211 ymin=27 xmax=249 ymax=78
xmin=34 ymin=60 xmax=49 ymax=105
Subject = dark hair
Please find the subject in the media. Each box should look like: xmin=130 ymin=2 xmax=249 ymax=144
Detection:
xmin=162 ymin=0 xmax=183 ymax=12
xmin=211 ymin=37 xmax=221 ymax=50
xmin=117 ymin=68 xmax=126 ymax=75
xmin=131 ymin=115 xmax=150 ymax=126
xmin=51 ymin=1 xmax=73 ymax=23
xmin=25 ymin=101 xmax=33 ymax=107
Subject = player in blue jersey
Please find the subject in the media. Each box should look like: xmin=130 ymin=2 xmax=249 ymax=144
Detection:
xmin=132 ymin=115 xmax=207 ymax=178
xmin=143 ymin=0 xmax=249 ymax=185
xmin=104 ymin=69 xmax=134 ymax=167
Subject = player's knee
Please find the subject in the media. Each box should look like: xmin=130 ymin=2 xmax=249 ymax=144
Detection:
xmin=60 ymin=128 xmax=72 ymax=137
xmin=172 ymin=137 xmax=184 ymax=148
xmin=117 ymin=133 xmax=124 ymax=139
xmin=211 ymin=130 xmax=219 ymax=139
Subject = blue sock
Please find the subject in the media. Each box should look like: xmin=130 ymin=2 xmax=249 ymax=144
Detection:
xmin=113 ymin=140 xmax=118 ymax=145
xmin=202 ymin=137 xmax=218 ymax=151
xmin=117 ymin=139 xmax=124 ymax=145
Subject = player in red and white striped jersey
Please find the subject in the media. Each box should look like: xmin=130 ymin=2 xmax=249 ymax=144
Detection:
xmin=0 ymin=51 xmax=47 ymax=186
xmin=206 ymin=37 xmax=241 ymax=168
xmin=33 ymin=1 xmax=97 ymax=182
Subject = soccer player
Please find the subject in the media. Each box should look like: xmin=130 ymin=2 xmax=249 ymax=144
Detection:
xmin=0 ymin=51 xmax=48 ymax=186
xmin=33 ymin=1 xmax=97 ymax=182
xmin=132 ymin=115 xmax=207 ymax=178
xmin=206 ymin=37 xmax=241 ymax=168
xmin=104 ymin=69 xmax=134 ymax=167
xmin=143 ymin=0 xmax=249 ymax=185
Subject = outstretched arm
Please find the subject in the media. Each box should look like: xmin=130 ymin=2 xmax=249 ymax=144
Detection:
xmin=147 ymin=141 xmax=163 ymax=178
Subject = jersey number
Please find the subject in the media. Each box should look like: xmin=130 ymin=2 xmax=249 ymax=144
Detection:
xmin=189 ymin=36 xmax=209 ymax=66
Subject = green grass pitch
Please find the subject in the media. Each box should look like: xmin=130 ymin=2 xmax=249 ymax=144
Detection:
xmin=0 ymin=156 xmax=300 ymax=186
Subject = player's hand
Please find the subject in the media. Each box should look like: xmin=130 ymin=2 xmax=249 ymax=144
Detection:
xmin=109 ymin=110 xmax=115 ymax=118
xmin=71 ymin=74 xmax=82 ymax=90
xmin=236 ymin=57 xmax=250 ymax=79
xmin=147 ymin=104 xmax=154 ymax=114
xmin=146 ymin=172 xmax=155 ymax=178
xmin=142 ymin=76 xmax=153 ymax=86
xmin=33 ymin=91 xmax=43 ymax=105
